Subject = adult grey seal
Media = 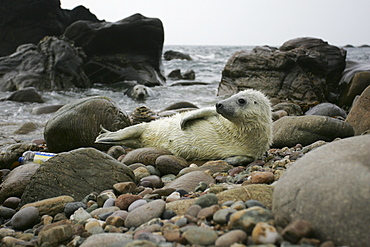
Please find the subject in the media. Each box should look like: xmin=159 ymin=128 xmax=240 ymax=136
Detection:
xmin=96 ymin=89 xmax=273 ymax=163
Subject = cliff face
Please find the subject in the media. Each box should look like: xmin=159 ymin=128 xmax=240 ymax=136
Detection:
xmin=0 ymin=0 xmax=100 ymax=56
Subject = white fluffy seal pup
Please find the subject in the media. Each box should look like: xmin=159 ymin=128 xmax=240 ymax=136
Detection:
xmin=125 ymin=84 xmax=156 ymax=100
xmin=96 ymin=89 xmax=273 ymax=163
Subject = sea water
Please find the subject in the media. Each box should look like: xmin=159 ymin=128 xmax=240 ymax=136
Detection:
xmin=0 ymin=45 xmax=369 ymax=144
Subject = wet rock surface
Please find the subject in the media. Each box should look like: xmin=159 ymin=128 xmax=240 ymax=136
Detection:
xmin=19 ymin=148 xmax=135 ymax=206
xmin=218 ymin=37 xmax=346 ymax=104
xmin=44 ymin=96 xmax=131 ymax=152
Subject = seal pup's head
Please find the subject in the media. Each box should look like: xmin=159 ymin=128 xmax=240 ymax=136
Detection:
xmin=126 ymin=85 xmax=155 ymax=100
xmin=216 ymin=89 xmax=271 ymax=123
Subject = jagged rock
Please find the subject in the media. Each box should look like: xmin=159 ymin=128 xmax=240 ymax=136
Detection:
xmin=0 ymin=37 xmax=90 ymax=91
xmin=163 ymin=50 xmax=192 ymax=61
xmin=44 ymin=96 xmax=131 ymax=152
xmin=0 ymin=0 xmax=100 ymax=57
xmin=345 ymin=85 xmax=370 ymax=135
xmin=337 ymin=61 xmax=370 ymax=108
xmin=64 ymin=13 xmax=165 ymax=87
xmin=19 ymin=148 xmax=136 ymax=206
xmin=218 ymin=37 xmax=346 ymax=104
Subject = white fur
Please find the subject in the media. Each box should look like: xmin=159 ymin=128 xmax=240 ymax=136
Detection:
xmin=96 ymin=89 xmax=272 ymax=161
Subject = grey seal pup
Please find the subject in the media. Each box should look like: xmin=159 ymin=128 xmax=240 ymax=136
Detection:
xmin=96 ymin=89 xmax=273 ymax=164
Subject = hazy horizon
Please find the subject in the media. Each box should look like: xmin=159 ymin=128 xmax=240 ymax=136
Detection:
xmin=61 ymin=0 xmax=370 ymax=47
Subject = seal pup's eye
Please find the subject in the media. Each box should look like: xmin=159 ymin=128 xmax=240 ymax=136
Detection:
xmin=238 ymin=98 xmax=246 ymax=105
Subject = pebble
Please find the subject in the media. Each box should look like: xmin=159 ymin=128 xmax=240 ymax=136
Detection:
xmin=115 ymin=194 xmax=142 ymax=210
xmin=281 ymin=219 xmax=313 ymax=244
xmin=183 ymin=226 xmax=218 ymax=245
xmin=215 ymin=229 xmax=248 ymax=247
xmin=166 ymin=191 xmax=181 ymax=202
xmin=113 ymin=181 xmax=137 ymax=194
xmin=0 ymin=206 xmax=16 ymax=219
xmin=128 ymin=199 xmax=148 ymax=212
xmin=252 ymin=222 xmax=280 ymax=244
xmin=10 ymin=206 xmax=39 ymax=230
xmin=194 ymin=193 xmax=218 ymax=208
xmin=197 ymin=205 xmax=220 ymax=220
xmin=38 ymin=221 xmax=74 ymax=246
xmin=230 ymin=200 xmax=247 ymax=210
xmin=70 ymin=207 xmax=92 ymax=222
xmin=133 ymin=166 xmax=151 ymax=180
xmin=140 ymin=175 xmax=163 ymax=188
xmin=64 ymin=201 xmax=86 ymax=218
xmin=80 ymin=233 xmax=133 ymax=247
xmin=89 ymin=206 xmax=120 ymax=218
xmin=125 ymin=199 xmax=166 ymax=228
xmin=2 ymin=197 xmax=21 ymax=209
xmin=213 ymin=208 xmax=237 ymax=224
xmin=103 ymin=198 xmax=116 ymax=207
xmin=229 ymin=206 xmax=274 ymax=234
xmin=0 ymin=228 xmax=15 ymax=239
xmin=97 ymin=191 xmax=116 ymax=207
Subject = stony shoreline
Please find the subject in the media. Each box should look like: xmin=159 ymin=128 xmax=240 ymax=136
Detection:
xmin=0 ymin=138 xmax=332 ymax=247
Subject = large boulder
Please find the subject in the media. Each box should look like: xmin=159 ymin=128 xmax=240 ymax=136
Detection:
xmin=345 ymin=85 xmax=370 ymax=135
xmin=337 ymin=60 xmax=370 ymax=108
xmin=64 ymin=13 xmax=166 ymax=87
xmin=0 ymin=0 xmax=100 ymax=57
xmin=272 ymin=135 xmax=370 ymax=246
xmin=0 ymin=162 xmax=40 ymax=204
xmin=0 ymin=36 xmax=90 ymax=91
xmin=218 ymin=37 xmax=346 ymax=104
xmin=19 ymin=148 xmax=136 ymax=206
xmin=44 ymin=96 xmax=131 ymax=152
xmin=272 ymin=115 xmax=354 ymax=148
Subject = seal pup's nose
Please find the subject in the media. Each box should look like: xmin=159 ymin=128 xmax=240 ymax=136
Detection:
xmin=216 ymin=103 xmax=223 ymax=109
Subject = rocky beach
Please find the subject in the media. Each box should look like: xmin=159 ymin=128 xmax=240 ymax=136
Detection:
xmin=1 ymin=1 xmax=370 ymax=247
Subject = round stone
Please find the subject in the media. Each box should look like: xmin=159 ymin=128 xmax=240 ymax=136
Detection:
xmin=183 ymin=226 xmax=218 ymax=245
xmin=229 ymin=206 xmax=274 ymax=234
xmin=11 ymin=206 xmax=39 ymax=230
xmin=124 ymin=199 xmax=166 ymax=228
xmin=128 ymin=199 xmax=148 ymax=212
xmin=213 ymin=208 xmax=237 ymax=224
xmin=194 ymin=193 xmax=218 ymax=208
xmin=64 ymin=202 xmax=86 ymax=218
xmin=215 ymin=229 xmax=247 ymax=247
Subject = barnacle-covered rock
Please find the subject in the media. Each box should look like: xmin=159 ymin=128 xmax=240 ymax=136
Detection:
xmin=130 ymin=106 xmax=158 ymax=125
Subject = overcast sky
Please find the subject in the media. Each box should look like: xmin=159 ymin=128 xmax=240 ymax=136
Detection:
xmin=61 ymin=0 xmax=370 ymax=47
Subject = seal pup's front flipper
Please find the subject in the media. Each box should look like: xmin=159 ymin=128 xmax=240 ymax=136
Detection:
xmin=180 ymin=107 xmax=218 ymax=129
xmin=95 ymin=124 xmax=146 ymax=148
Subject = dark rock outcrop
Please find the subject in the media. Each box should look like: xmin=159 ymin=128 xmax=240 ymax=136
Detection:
xmin=0 ymin=0 xmax=100 ymax=57
xmin=164 ymin=50 xmax=192 ymax=61
xmin=64 ymin=13 xmax=166 ymax=87
xmin=337 ymin=61 xmax=370 ymax=108
xmin=1 ymin=87 xmax=44 ymax=103
xmin=19 ymin=148 xmax=136 ymax=206
xmin=0 ymin=36 xmax=90 ymax=91
xmin=218 ymin=37 xmax=346 ymax=104
xmin=44 ymin=96 xmax=131 ymax=153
